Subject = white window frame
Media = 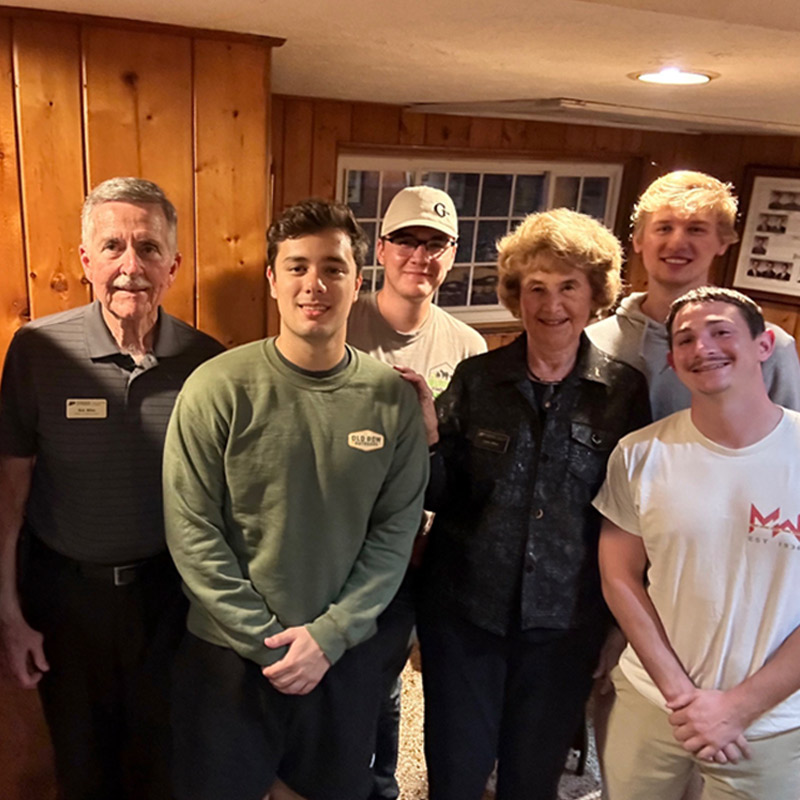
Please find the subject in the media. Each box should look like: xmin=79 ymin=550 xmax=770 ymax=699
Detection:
xmin=337 ymin=153 xmax=623 ymax=324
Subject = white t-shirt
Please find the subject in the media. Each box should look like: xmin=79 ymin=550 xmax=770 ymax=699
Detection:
xmin=347 ymin=293 xmax=487 ymax=397
xmin=594 ymin=408 xmax=800 ymax=737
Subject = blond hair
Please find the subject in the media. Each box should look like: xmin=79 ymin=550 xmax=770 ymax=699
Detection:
xmin=631 ymin=170 xmax=739 ymax=245
xmin=497 ymin=208 xmax=622 ymax=317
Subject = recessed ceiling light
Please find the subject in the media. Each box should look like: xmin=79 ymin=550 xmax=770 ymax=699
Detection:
xmin=629 ymin=68 xmax=716 ymax=86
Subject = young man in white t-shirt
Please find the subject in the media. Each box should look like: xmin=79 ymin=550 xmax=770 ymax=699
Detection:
xmin=595 ymin=287 xmax=800 ymax=800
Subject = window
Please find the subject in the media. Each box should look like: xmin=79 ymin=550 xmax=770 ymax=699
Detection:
xmin=337 ymin=154 xmax=623 ymax=323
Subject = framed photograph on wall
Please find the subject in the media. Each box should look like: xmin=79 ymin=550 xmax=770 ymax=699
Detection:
xmin=727 ymin=165 xmax=800 ymax=302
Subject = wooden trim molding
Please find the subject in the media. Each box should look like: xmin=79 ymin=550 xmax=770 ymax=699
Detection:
xmin=0 ymin=5 xmax=285 ymax=47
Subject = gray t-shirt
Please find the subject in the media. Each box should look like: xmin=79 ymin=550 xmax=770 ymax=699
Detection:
xmin=347 ymin=293 xmax=487 ymax=396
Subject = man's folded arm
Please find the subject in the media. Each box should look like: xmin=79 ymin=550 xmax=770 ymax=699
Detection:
xmin=598 ymin=516 xmax=695 ymax=704
xmin=673 ymin=621 xmax=800 ymax=747
xmin=163 ymin=396 xmax=284 ymax=666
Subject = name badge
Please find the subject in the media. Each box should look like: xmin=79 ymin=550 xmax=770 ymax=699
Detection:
xmin=66 ymin=399 xmax=108 ymax=419
xmin=473 ymin=428 xmax=510 ymax=454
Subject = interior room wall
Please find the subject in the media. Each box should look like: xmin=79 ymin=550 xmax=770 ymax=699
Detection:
xmin=271 ymin=94 xmax=800 ymax=352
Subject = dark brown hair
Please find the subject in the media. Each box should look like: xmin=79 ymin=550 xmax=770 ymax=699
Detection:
xmin=667 ymin=286 xmax=765 ymax=348
xmin=267 ymin=199 xmax=369 ymax=273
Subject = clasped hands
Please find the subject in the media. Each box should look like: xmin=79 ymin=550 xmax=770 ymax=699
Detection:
xmin=667 ymin=688 xmax=752 ymax=765
xmin=261 ymin=626 xmax=331 ymax=696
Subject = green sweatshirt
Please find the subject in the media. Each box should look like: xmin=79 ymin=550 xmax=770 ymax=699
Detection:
xmin=163 ymin=338 xmax=428 ymax=666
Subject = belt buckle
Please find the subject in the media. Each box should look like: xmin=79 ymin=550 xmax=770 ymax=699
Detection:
xmin=113 ymin=563 xmax=139 ymax=587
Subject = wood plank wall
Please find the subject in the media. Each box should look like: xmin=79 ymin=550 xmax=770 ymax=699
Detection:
xmin=271 ymin=94 xmax=800 ymax=352
xmin=0 ymin=10 xmax=274 ymax=371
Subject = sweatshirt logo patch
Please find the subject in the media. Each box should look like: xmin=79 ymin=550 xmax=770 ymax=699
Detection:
xmin=348 ymin=430 xmax=385 ymax=452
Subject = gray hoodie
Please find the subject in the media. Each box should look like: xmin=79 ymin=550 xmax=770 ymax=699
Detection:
xmin=586 ymin=292 xmax=800 ymax=420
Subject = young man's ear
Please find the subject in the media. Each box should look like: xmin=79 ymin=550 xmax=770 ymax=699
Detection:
xmin=267 ymin=266 xmax=277 ymax=300
xmin=755 ymin=328 xmax=776 ymax=363
xmin=441 ymin=242 xmax=457 ymax=277
xmin=375 ymin=237 xmax=386 ymax=266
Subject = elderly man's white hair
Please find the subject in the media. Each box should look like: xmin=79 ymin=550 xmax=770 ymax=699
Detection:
xmin=81 ymin=177 xmax=178 ymax=250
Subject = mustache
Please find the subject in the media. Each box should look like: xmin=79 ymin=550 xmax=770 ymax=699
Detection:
xmin=687 ymin=356 xmax=729 ymax=370
xmin=112 ymin=277 xmax=152 ymax=291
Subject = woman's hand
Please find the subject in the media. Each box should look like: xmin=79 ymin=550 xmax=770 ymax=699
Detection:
xmin=394 ymin=366 xmax=439 ymax=446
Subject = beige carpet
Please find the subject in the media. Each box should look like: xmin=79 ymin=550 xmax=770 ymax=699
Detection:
xmin=395 ymin=662 xmax=430 ymax=799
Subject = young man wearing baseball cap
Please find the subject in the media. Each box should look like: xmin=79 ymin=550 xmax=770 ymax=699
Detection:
xmin=348 ymin=186 xmax=486 ymax=799
xmin=348 ymin=185 xmax=486 ymax=395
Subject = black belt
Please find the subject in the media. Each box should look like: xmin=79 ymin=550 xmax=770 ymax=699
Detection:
xmin=29 ymin=536 xmax=169 ymax=587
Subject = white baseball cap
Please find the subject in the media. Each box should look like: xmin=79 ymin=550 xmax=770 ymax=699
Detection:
xmin=381 ymin=186 xmax=458 ymax=239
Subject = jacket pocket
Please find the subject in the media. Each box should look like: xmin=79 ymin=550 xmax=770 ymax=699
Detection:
xmin=567 ymin=421 xmax=613 ymax=489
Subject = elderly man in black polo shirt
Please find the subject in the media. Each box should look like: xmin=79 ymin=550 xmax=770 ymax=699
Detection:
xmin=0 ymin=177 xmax=223 ymax=799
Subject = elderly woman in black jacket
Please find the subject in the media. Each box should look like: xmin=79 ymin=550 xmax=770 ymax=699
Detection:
xmin=411 ymin=208 xmax=651 ymax=800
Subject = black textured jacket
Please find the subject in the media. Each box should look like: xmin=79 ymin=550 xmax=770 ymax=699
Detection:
xmin=422 ymin=333 xmax=651 ymax=636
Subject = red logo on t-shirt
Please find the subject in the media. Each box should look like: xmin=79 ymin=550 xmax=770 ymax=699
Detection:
xmin=749 ymin=504 xmax=800 ymax=540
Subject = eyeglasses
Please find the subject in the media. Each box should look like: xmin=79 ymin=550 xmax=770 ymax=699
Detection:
xmin=383 ymin=233 xmax=457 ymax=258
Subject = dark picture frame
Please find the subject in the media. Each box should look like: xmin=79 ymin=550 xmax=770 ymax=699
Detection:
xmin=725 ymin=165 xmax=800 ymax=302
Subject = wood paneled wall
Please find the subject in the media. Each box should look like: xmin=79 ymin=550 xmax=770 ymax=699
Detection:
xmin=0 ymin=10 xmax=276 ymax=370
xmin=271 ymin=94 xmax=800 ymax=349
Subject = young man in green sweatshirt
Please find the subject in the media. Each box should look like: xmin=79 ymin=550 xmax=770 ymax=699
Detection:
xmin=163 ymin=200 xmax=429 ymax=800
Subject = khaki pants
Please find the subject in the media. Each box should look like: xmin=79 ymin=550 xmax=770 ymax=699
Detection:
xmin=602 ymin=667 xmax=800 ymax=800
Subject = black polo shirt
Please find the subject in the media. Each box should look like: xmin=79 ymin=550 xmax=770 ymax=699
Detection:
xmin=0 ymin=301 xmax=224 ymax=563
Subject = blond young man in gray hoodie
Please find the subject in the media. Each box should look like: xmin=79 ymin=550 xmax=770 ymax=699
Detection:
xmin=587 ymin=170 xmax=800 ymax=420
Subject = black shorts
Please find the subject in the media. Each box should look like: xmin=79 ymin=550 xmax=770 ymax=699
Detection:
xmin=171 ymin=632 xmax=384 ymax=800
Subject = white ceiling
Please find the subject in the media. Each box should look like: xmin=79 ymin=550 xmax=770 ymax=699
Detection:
xmin=12 ymin=0 xmax=800 ymax=134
